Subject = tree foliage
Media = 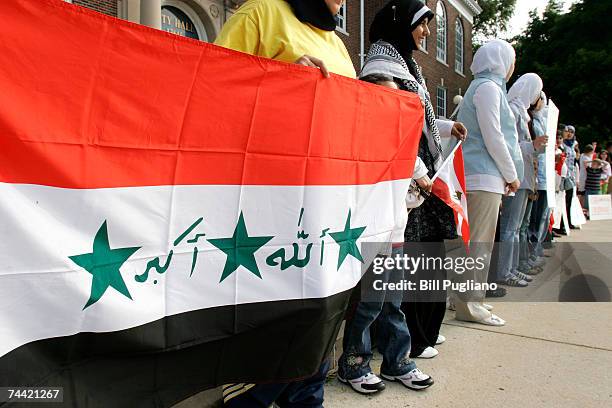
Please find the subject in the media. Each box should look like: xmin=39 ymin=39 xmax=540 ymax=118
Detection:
xmin=512 ymin=0 xmax=612 ymax=146
xmin=473 ymin=0 xmax=517 ymax=42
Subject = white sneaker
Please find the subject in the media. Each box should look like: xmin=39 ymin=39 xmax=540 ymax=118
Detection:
xmin=381 ymin=368 xmax=434 ymax=390
xmin=415 ymin=346 xmax=438 ymax=358
xmin=337 ymin=372 xmax=385 ymax=395
xmin=515 ymin=271 xmax=533 ymax=282
xmin=435 ymin=334 xmax=446 ymax=345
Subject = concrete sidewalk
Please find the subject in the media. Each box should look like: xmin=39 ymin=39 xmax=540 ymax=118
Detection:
xmin=325 ymin=220 xmax=612 ymax=408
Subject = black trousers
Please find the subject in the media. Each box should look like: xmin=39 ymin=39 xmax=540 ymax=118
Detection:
xmin=402 ymin=298 xmax=447 ymax=357
xmin=560 ymin=189 xmax=574 ymax=229
xmin=400 ymin=242 xmax=447 ymax=357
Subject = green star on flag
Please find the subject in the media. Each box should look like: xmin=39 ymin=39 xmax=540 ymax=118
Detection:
xmin=69 ymin=221 xmax=141 ymax=310
xmin=208 ymin=212 xmax=274 ymax=283
xmin=329 ymin=209 xmax=366 ymax=270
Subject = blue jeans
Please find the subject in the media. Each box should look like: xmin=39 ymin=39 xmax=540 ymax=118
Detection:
xmin=518 ymin=198 xmax=534 ymax=270
xmin=224 ymin=360 xmax=329 ymax=408
xmin=529 ymin=191 xmax=549 ymax=257
xmin=497 ymin=190 xmax=529 ymax=280
xmin=338 ymin=248 xmax=415 ymax=379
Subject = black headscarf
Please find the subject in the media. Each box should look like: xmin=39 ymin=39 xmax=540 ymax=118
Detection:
xmin=286 ymin=0 xmax=337 ymax=31
xmin=370 ymin=0 xmax=434 ymax=60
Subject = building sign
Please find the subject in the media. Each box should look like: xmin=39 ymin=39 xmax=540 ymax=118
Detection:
xmin=162 ymin=6 xmax=199 ymax=40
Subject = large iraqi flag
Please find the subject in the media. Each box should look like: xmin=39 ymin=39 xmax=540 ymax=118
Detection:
xmin=0 ymin=0 xmax=422 ymax=406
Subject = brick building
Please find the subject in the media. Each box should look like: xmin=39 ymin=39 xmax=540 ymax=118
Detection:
xmin=66 ymin=0 xmax=481 ymax=117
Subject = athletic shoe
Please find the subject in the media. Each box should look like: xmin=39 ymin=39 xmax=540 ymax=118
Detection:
xmin=498 ymin=275 xmax=528 ymax=287
xmin=337 ymin=372 xmax=385 ymax=395
xmin=530 ymin=257 xmax=546 ymax=268
xmin=436 ymin=334 xmax=446 ymax=345
xmin=415 ymin=346 xmax=438 ymax=359
xmin=381 ymin=368 xmax=434 ymax=390
xmin=525 ymin=265 xmax=543 ymax=276
xmin=515 ymin=271 xmax=533 ymax=282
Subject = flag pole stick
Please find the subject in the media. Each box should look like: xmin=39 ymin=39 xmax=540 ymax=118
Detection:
xmin=430 ymin=140 xmax=462 ymax=183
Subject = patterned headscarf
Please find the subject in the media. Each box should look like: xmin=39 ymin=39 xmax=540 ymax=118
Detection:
xmin=362 ymin=41 xmax=444 ymax=171
xmin=364 ymin=1 xmax=443 ymax=170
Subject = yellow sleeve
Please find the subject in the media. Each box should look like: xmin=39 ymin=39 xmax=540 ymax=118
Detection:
xmin=214 ymin=12 xmax=261 ymax=56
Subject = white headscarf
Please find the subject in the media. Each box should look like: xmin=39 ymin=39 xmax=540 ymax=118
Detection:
xmin=470 ymin=39 xmax=516 ymax=78
xmin=534 ymin=91 xmax=547 ymax=120
xmin=508 ymin=73 xmax=544 ymax=122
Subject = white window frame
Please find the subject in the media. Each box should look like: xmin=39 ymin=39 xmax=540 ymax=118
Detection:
xmin=436 ymin=1 xmax=447 ymax=64
xmin=336 ymin=4 xmax=348 ymax=35
xmin=437 ymin=87 xmax=447 ymax=119
xmin=455 ymin=18 xmax=464 ymax=75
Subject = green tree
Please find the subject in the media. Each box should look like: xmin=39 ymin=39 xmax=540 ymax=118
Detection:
xmin=513 ymin=0 xmax=612 ymax=146
xmin=473 ymin=0 xmax=517 ymax=42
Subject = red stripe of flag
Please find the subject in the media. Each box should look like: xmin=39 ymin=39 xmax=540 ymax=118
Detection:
xmin=0 ymin=0 xmax=421 ymax=188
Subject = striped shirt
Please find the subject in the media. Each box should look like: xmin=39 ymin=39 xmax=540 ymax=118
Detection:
xmin=585 ymin=166 xmax=603 ymax=191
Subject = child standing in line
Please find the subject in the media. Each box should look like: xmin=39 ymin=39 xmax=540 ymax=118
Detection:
xmin=337 ymin=73 xmax=434 ymax=395
xmin=584 ymin=158 xmax=609 ymax=216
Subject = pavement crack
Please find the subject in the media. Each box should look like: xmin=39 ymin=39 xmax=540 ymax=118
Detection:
xmin=442 ymin=321 xmax=612 ymax=352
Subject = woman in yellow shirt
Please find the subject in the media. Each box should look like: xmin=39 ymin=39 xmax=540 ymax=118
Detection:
xmin=216 ymin=2 xmax=353 ymax=407
xmin=215 ymin=0 xmax=356 ymax=79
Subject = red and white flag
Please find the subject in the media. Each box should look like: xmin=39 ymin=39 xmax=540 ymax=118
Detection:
xmin=431 ymin=145 xmax=470 ymax=245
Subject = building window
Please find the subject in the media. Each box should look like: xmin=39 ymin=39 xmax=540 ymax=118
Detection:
xmin=436 ymin=2 xmax=447 ymax=64
xmin=437 ymin=87 xmax=447 ymax=119
xmin=455 ymin=19 xmax=464 ymax=74
xmin=336 ymin=4 xmax=347 ymax=34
